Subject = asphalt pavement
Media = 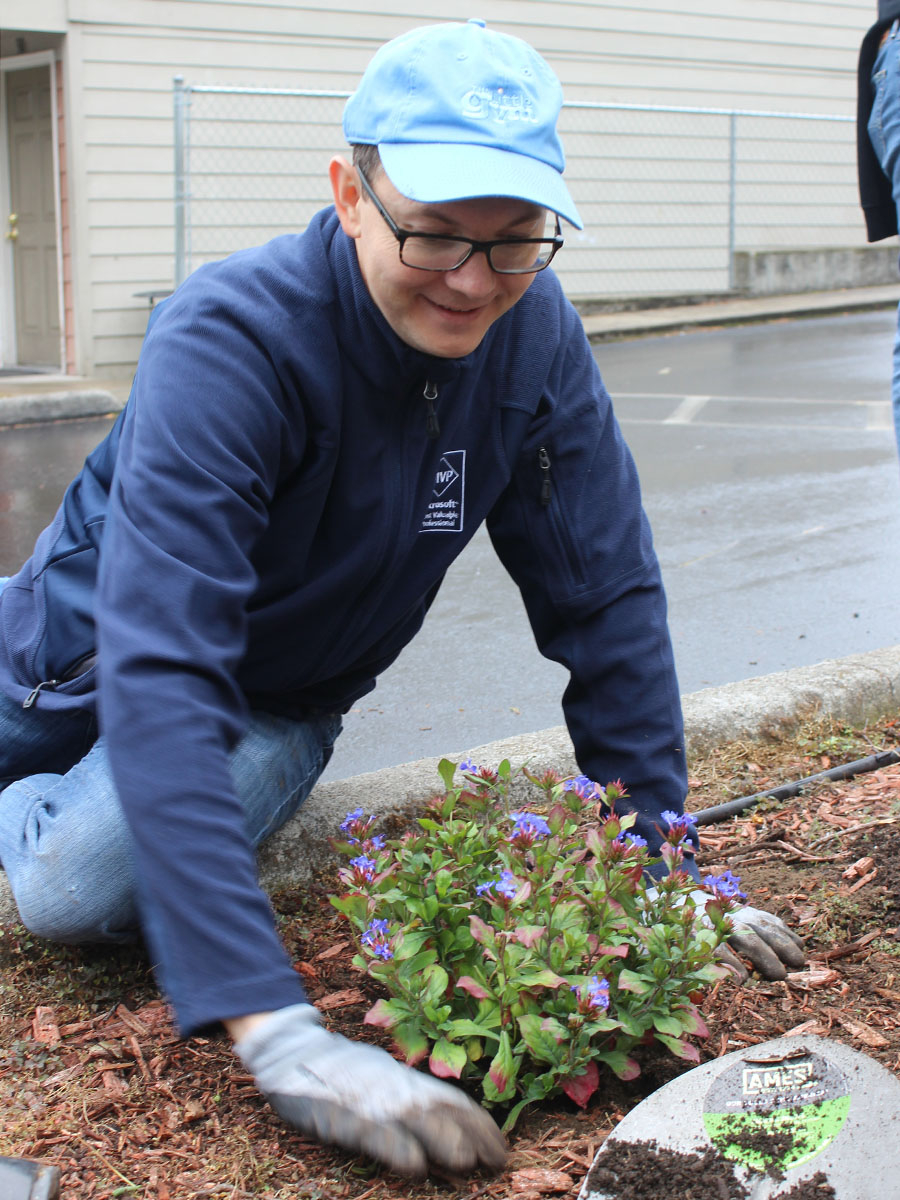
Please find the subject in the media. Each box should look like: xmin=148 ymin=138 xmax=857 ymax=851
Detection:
xmin=2 ymin=283 xmax=899 ymax=783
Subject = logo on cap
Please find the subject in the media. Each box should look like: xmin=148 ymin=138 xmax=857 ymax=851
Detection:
xmin=461 ymin=87 xmax=539 ymax=125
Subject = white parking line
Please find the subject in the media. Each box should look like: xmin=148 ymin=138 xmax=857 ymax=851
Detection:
xmin=663 ymin=395 xmax=710 ymax=425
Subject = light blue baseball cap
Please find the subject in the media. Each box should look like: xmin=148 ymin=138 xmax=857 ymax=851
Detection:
xmin=343 ymin=18 xmax=583 ymax=229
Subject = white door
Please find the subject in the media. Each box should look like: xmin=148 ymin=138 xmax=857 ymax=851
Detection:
xmin=5 ymin=65 xmax=60 ymax=367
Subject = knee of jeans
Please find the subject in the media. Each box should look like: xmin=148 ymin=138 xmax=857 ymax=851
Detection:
xmin=2 ymin=776 xmax=137 ymax=943
xmin=14 ymin=862 xmax=138 ymax=944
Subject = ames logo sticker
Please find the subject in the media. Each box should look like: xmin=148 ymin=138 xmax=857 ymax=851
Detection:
xmin=702 ymin=1047 xmax=851 ymax=1176
xmin=420 ymin=450 xmax=466 ymax=533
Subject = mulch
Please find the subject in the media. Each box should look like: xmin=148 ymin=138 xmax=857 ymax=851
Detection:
xmin=1 ymin=751 xmax=898 ymax=1200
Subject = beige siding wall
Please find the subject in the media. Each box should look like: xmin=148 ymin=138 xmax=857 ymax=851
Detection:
xmin=18 ymin=0 xmax=881 ymax=373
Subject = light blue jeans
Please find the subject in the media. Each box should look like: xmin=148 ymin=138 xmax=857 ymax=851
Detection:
xmin=869 ymin=22 xmax=900 ymax=463
xmin=0 ymin=597 xmax=341 ymax=944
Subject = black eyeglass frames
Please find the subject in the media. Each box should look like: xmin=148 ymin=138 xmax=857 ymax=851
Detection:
xmin=355 ymin=164 xmax=564 ymax=275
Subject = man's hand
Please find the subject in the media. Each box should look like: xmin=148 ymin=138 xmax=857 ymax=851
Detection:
xmin=231 ymin=1004 xmax=507 ymax=1178
xmin=716 ymin=903 xmax=806 ymax=982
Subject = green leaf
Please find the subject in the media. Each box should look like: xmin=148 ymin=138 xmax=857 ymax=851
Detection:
xmin=429 ymin=1037 xmax=468 ymax=1080
xmin=656 ymin=1033 xmax=701 ymax=1062
xmin=616 ymin=968 xmax=650 ymax=994
xmin=421 ymin=963 xmax=450 ymax=1007
xmin=596 ymin=1049 xmax=641 ymax=1081
xmin=483 ymin=1031 xmax=518 ymax=1103
xmin=392 ymin=929 xmax=431 ymax=961
xmin=653 ymin=1014 xmax=685 ymax=1037
xmin=363 ymin=998 xmax=409 ymax=1030
xmin=516 ymin=1014 xmax=564 ymax=1065
xmin=517 ymin=968 xmax=567 ymax=990
xmin=445 ymin=1018 xmax=501 ymax=1041
xmin=511 ymin=924 xmax=547 ymax=948
xmin=391 ymin=1021 xmax=430 ymax=1066
xmin=396 ymin=948 xmax=438 ymax=980
xmin=438 ymin=758 xmax=457 ymax=790
xmin=469 ymin=914 xmax=498 ymax=951
xmin=456 ymin=975 xmax=494 ymax=1000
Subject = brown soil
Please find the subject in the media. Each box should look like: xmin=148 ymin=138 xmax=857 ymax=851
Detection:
xmin=1 ymin=715 xmax=899 ymax=1200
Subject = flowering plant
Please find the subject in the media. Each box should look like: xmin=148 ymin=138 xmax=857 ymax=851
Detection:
xmin=329 ymin=760 xmax=737 ymax=1129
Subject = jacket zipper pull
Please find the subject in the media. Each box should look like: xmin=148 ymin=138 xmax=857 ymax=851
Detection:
xmin=538 ymin=447 xmax=552 ymax=506
xmin=424 ymin=381 xmax=440 ymax=440
xmin=23 ymin=679 xmax=60 ymax=709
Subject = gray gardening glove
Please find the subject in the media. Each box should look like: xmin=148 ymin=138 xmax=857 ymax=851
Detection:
xmin=645 ymin=888 xmax=806 ymax=982
xmin=234 ymin=1003 xmax=507 ymax=1178
xmin=717 ymin=902 xmax=806 ymax=981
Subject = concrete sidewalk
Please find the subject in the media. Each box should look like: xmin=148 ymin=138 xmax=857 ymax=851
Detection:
xmin=2 ymin=281 xmax=900 ymax=426
xmin=1 ymin=643 xmax=898 ymax=924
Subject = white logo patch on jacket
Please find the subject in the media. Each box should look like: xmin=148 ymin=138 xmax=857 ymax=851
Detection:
xmin=420 ymin=451 xmax=466 ymax=533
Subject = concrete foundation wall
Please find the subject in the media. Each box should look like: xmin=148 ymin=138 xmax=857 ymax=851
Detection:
xmin=734 ymin=246 xmax=900 ymax=295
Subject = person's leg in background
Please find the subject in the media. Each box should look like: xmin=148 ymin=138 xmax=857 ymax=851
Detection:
xmin=869 ymin=19 xmax=900 ymax=463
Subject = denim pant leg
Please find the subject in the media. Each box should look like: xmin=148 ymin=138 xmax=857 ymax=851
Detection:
xmin=0 ymin=705 xmax=342 ymax=943
xmin=869 ymin=31 xmax=900 ymax=464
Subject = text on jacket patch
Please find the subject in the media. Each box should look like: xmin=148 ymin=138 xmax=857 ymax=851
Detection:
xmin=420 ymin=450 xmax=466 ymax=533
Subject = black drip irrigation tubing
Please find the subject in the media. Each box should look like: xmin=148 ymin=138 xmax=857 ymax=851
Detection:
xmin=692 ymin=748 xmax=900 ymax=827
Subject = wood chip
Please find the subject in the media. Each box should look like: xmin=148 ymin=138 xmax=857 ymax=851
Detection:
xmin=786 ymin=966 xmax=840 ymax=988
xmin=836 ymin=1016 xmax=891 ymax=1048
xmin=509 ymin=1167 xmax=575 ymax=1194
xmin=312 ymin=941 xmax=350 ymax=961
xmin=32 ymin=1006 xmax=60 ymax=1046
xmin=316 ymin=987 xmax=366 ymax=1010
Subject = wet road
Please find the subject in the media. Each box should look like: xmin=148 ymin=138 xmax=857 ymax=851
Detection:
xmin=2 ymin=310 xmax=898 ymax=780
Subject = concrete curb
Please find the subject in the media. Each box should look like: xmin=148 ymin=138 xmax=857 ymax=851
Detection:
xmin=580 ymin=283 xmax=900 ymax=341
xmin=0 ymin=390 xmax=125 ymax=427
xmin=2 ymin=644 xmax=898 ymax=923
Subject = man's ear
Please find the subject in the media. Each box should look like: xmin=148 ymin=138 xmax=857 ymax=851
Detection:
xmin=329 ymin=155 xmax=363 ymax=238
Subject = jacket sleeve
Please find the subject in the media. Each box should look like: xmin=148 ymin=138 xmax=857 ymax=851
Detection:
xmin=95 ymin=283 xmax=309 ymax=1035
xmin=486 ymin=315 xmax=694 ymax=873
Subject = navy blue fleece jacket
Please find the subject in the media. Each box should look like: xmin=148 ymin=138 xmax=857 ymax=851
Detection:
xmin=0 ymin=209 xmax=687 ymax=1034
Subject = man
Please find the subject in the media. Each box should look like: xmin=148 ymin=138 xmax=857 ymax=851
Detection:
xmin=0 ymin=20 xmax=803 ymax=1179
xmin=858 ymin=0 xmax=900 ymax=462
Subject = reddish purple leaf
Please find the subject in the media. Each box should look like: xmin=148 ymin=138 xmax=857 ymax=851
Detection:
xmin=456 ymin=975 xmax=491 ymax=999
xmin=561 ymin=1060 xmax=599 ymax=1108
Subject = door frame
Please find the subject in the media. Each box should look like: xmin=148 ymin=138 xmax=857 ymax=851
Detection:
xmin=0 ymin=49 xmax=65 ymax=372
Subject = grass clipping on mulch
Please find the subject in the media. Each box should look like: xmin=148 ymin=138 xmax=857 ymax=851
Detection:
xmin=1 ymin=712 xmax=899 ymax=1200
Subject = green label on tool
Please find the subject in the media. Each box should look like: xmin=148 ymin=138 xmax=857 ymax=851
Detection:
xmin=702 ymin=1046 xmax=850 ymax=1174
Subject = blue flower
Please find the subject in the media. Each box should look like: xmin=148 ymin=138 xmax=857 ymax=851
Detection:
xmin=368 ymin=834 xmax=386 ymax=851
xmin=340 ymin=807 xmax=364 ymax=833
xmin=496 ymin=870 xmax=518 ymax=899
xmin=661 ymin=809 xmax=693 ymax=827
xmin=563 ymin=775 xmax=603 ymax=800
xmin=613 ymin=832 xmax=648 ymax=852
xmin=476 ymin=870 xmax=519 ymax=901
xmin=587 ymin=975 xmax=611 ymax=1010
xmin=459 ymin=758 xmax=478 ymax=773
xmin=509 ymin=811 xmax=551 ymax=844
xmin=361 ymin=918 xmax=393 ymax=960
xmin=349 ymin=854 xmax=376 ymax=883
xmin=571 ymin=974 xmax=611 ymax=1014
xmin=702 ymin=870 xmax=747 ymax=902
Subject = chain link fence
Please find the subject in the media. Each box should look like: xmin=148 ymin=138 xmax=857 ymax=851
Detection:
xmin=174 ymin=79 xmax=859 ymax=300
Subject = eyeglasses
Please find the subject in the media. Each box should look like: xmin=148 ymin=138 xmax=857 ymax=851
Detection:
xmin=356 ymin=165 xmax=563 ymax=275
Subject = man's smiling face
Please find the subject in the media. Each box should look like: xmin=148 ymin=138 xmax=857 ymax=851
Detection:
xmin=330 ymin=157 xmax=546 ymax=359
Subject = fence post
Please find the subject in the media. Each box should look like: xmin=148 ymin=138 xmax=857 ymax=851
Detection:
xmin=727 ymin=110 xmax=737 ymax=291
xmin=173 ymin=75 xmax=187 ymax=288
